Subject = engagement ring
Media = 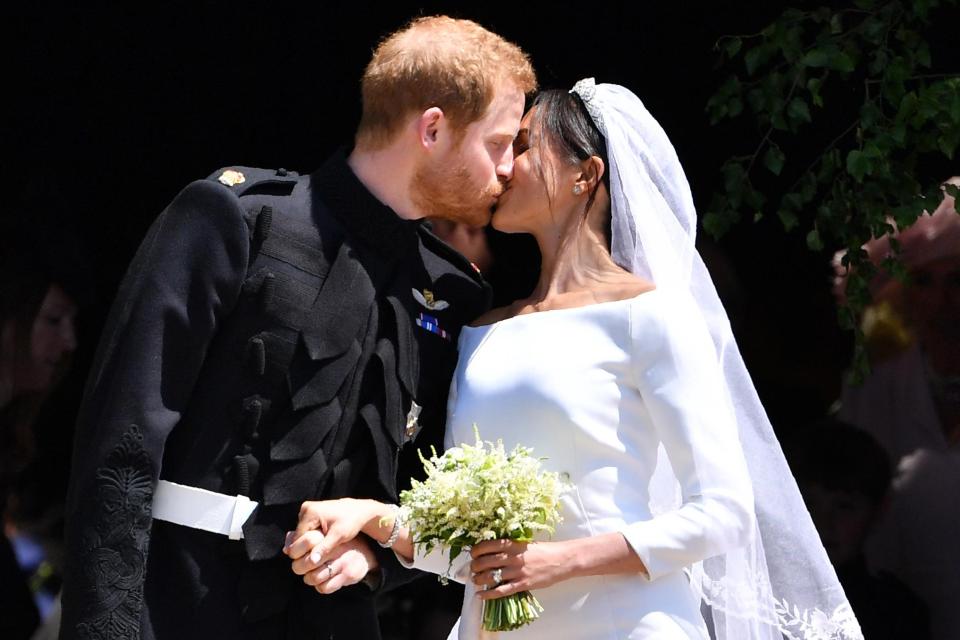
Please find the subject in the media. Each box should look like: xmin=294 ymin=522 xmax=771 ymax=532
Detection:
xmin=492 ymin=568 xmax=503 ymax=587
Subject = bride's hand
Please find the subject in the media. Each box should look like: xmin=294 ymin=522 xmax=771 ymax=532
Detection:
xmin=469 ymin=539 xmax=575 ymax=600
xmin=283 ymin=498 xmax=381 ymax=562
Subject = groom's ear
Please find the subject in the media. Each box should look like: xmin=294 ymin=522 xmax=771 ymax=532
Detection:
xmin=417 ymin=107 xmax=446 ymax=150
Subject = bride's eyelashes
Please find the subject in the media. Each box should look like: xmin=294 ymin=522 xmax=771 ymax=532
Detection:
xmin=512 ymin=129 xmax=530 ymax=155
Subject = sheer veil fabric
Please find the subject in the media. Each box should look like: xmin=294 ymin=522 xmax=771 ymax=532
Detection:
xmin=569 ymin=79 xmax=862 ymax=640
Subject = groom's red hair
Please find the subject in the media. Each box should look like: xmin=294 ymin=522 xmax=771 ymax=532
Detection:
xmin=355 ymin=15 xmax=536 ymax=150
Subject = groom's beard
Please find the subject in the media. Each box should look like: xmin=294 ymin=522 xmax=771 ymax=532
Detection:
xmin=411 ymin=156 xmax=503 ymax=227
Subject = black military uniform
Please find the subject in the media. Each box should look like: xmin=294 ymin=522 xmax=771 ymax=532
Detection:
xmin=60 ymin=151 xmax=490 ymax=640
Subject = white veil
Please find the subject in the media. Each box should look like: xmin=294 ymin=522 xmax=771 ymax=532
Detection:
xmin=570 ymin=78 xmax=863 ymax=640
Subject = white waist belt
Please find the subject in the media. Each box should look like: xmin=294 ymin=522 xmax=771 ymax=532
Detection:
xmin=152 ymin=480 xmax=259 ymax=540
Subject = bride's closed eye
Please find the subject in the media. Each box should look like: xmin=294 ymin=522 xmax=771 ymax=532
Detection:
xmin=512 ymin=129 xmax=530 ymax=155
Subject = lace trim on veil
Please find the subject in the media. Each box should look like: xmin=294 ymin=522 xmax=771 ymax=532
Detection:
xmin=689 ymin=565 xmax=861 ymax=640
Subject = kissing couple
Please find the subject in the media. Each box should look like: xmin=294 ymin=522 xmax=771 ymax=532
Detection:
xmin=62 ymin=14 xmax=862 ymax=640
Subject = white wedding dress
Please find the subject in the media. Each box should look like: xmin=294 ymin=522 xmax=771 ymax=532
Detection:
xmin=406 ymin=289 xmax=756 ymax=639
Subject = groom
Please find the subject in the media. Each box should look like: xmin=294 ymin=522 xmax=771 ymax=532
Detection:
xmin=60 ymin=15 xmax=535 ymax=640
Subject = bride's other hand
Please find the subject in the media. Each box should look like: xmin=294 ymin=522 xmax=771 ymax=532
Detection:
xmin=470 ymin=533 xmax=648 ymax=599
xmin=296 ymin=535 xmax=379 ymax=594
xmin=469 ymin=539 xmax=574 ymax=600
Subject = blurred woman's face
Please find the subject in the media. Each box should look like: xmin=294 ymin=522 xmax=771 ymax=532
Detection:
xmin=21 ymin=284 xmax=77 ymax=393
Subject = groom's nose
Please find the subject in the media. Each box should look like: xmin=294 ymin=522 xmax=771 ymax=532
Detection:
xmin=495 ymin=148 xmax=514 ymax=181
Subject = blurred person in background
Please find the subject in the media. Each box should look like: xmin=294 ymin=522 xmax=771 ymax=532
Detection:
xmin=1 ymin=234 xmax=81 ymax=640
xmin=834 ymin=177 xmax=960 ymax=462
xmin=787 ymin=420 xmax=930 ymax=640
xmin=831 ymin=177 xmax=959 ymax=639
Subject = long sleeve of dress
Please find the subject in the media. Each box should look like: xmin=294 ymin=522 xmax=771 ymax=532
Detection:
xmin=620 ymin=292 xmax=755 ymax=582
xmin=60 ymin=180 xmax=250 ymax=638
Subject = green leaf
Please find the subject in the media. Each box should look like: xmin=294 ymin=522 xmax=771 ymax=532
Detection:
xmin=830 ymin=14 xmax=843 ymax=34
xmin=862 ymin=16 xmax=886 ymax=44
xmin=945 ymin=183 xmax=960 ymax=199
xmin=897 ymin=92 xmax=918 ymax=120
xmin=916 ymin=42 xmax=932 ymax=68
xmin=863 ymin=141 xmax=883 ymax=159
xmin=948 ymin=82 xmax=960 ymax=122
xmin=745 ymin=47 xmax=765 ymax=75
xmin=895 ymin=26 xmax=921 ymax=47
xmin=779 ymin=24 xmax=804 ymax=63
xmin=704 ymin=195 xmax=739 ymax=239
xmin=861 ymin=101 xmax=882 ymax=130
xmin=939 ymin=130 xmax=959 ymax=159
xmin=703 ymin=209 xmax=734 ymax=239
xmin=801 ymin=47 xmax=833 ymax=68
xmin=846 ymin=149 xmax=870 ymax=182
xmin=807 ymin=227 xmax=824 ymax=251
xmin=747 ymin=87 xmax=767 ymax=112
xmin=744 ymin=187 xmax=767 ymax=210
xmin=885 ymin=56 xmax=910 ymax=84
xmin=830 ymin=52 xmax=856 ymax=73
xmin=787 ymin=97 xmax=812 ymax=124
xmin=869 ymin=49 xmax=888 ymax=75
xmin=911 ymin=0 xmax=933 ymax=19
xmin=722 ymin=162 xmax=747 ymax=194
xmin=784 ymin=193 xmax=803 ymax=211
xmin=706 ymin=77 xmax=742 ymax=124
xmin=728 ymin=97 xmax=744 ymax=117
xmin=724 ymin=37 xmax=742 ymax=58
xmin=778 ymin=208 xmax=800 ymax=231
xmin=764 ymin=146 xmax=786 ymax=175
xmin=813 ymin=7 xmax=832 ymax=24
xmin=802 ymin=46 xmax=855 ymax=73
xmin=891 ymin=201 xmax=925 ymax=229
xmin=891 ymin=123 xmax=907 ymax=145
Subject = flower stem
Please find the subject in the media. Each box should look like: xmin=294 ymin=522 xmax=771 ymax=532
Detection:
xmin=481 ymin=591 xmax=544 ymax=632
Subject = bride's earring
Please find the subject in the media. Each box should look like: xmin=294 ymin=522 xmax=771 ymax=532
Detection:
xmin=573 ymin=184 xmax=583 ymax=195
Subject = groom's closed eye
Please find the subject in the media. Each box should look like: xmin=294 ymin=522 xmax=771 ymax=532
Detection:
xmin=488 ymin=135 xmax=514 ymax=153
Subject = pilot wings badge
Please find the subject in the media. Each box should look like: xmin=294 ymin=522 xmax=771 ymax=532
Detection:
xmin=412 ymin=288 xmax=450 ymax=311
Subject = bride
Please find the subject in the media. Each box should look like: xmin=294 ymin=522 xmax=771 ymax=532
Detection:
xmin=284 ymin=79 xmax=863 ymax=640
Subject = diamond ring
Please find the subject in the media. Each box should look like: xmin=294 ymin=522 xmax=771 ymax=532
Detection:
xmin=492 ymin=568 xmax=503 ymax=587
xmin=325 ymin=562 xmax=334 ymax=581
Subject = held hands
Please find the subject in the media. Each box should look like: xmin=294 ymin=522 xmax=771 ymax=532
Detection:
xmin=470 ymin=539 xmax=575 ymax=601
xmin=288 ymin=533 xmax=378 ymax=594
xmin=283 ymin=498 xmax=383 ymax=594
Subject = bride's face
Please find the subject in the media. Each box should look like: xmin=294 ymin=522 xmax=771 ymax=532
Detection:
xmin=491 ymin=109 xmax=579 ymax=235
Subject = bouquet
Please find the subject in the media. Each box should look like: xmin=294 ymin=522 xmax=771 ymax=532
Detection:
xmin=399 ymin=427 xmax=566 ymax=632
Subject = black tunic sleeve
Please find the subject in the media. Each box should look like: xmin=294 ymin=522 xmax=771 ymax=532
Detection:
xmin=60 ymin=179 xmax=250 ymax=639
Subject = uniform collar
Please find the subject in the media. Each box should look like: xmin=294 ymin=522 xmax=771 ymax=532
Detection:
xmin=310 ymin=148 xmax=421 ymax=259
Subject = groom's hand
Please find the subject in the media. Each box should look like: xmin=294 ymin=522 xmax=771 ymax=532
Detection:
xmin=290 ymin=534 xmax=380 ymax=594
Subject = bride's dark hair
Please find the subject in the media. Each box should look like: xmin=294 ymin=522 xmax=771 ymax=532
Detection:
xmin=530 ymin=89 xmax=612 ymax=246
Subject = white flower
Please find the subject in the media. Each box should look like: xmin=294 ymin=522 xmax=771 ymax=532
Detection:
xmin=400 ymin=426 xmax=567 ymax=559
